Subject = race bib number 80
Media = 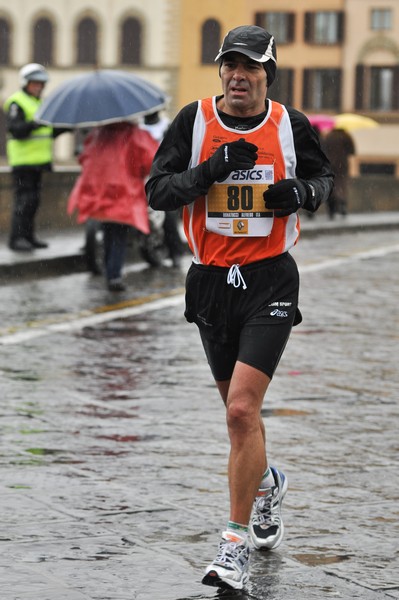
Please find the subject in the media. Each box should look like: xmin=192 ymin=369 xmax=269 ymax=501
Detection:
xmin=206 ymin=165 xmax=275 ymax=236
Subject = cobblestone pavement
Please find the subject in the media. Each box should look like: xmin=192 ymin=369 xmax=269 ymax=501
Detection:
xmin=0 ymin=227 xmax=398 ymax=599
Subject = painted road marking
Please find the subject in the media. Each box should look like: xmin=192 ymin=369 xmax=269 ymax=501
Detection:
xmin=0 ymin=291 xmax=184 ymax=345
xmin=1 ymin=244 xmax=398 ymax=345
xmin=298 ymin=244 xmax=399 ymax=273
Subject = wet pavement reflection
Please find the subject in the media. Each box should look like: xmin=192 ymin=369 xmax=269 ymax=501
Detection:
xmin=0 ymin=230 xmax=399 ymax=598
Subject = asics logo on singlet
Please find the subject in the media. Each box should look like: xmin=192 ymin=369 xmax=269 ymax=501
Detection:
xmin=221 ymin=166 xmax=274 ymax=185
xmin=231 ymin=170 xmax=264 ymax=181
xmin=270 ymin=308 xmax=288 ymax=318
xmin=224 ymin=145 xmax=229 ymax=162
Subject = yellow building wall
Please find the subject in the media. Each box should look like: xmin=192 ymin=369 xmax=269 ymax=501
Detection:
xmin=179 ymin=0 xmax=344 ymax=109
xmin=179 ymin=0 xmax=246 ymax=107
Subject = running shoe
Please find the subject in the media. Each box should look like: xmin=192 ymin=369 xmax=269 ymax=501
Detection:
xmin=202 ymin=532 xmax=250 ymax=590
xmin=249 ymin=466 xmax=288 ymax=550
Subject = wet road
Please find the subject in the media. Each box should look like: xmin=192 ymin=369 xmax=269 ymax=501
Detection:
xmin=1 ymin=228 xmax=399 ymax=599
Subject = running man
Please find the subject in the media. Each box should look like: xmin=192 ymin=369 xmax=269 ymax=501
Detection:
xmin=146 ymin=25 xmax=333 ymax=590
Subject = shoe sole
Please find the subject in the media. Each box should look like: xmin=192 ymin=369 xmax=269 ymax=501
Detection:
xmin=250 ymin=472 xmax=288 ymax=550
xmin=202 ymin=570 xmax=248 ymax=590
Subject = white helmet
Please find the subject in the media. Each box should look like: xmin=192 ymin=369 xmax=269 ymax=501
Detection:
xmin=19 ymin=63 xmax=49 ymax=87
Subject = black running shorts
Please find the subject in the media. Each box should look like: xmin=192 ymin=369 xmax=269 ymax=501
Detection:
xmin=184 ymin=252 xmax=301 ymax=381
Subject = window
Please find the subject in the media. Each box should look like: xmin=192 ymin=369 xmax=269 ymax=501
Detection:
xmin=121 ymin=17 xmax=142 ymax=65
xmin=305 ymin=11 xmax=344 ymax=45
xmin=0 ymin=18 xmax=11 ymax=65
xmin=371 ymin=67 xmax=394 ymax=110
xmin=267 ymin=68 xmax=294 ymax=105
xmin=303 ymin=69 xmax=342 ymax=111
xmin=360 ymin=162 xmax=395 ymax=176
xmin=371 ymin=9 xmax=392 ymax=30
xmin=255 ymin=12 xmax=295 ymax=44
xmin=356 ymin=64 xmax=399 ymax=111
xmin=201 ymin=19 xmax=221 ymax=64
xmin=77 ymin=17 xmax=98 ymax=65
xmin=33 ymin=17 xmax=54 ymax=66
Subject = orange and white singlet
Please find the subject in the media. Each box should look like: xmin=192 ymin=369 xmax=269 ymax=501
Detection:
xmin=183 ymin=96 xmax=301 ymax=267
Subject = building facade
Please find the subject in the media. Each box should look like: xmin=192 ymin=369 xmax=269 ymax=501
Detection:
xmin=1 ymin=0 xmax=398 ymax=161
xmin=344 ymin=0 xmax=399 ymax=120
xmin=0 ymin=0 xmax=180 ymax=159
xmin=179 ymin=0 xmax=399 ymax=118
xmin=179 ymin=0 xmax=399 ymax=160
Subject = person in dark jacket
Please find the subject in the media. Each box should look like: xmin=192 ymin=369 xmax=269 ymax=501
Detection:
xmin=142 ymin=110 xmax=186 ymax=267
xmin=323 ymin=128 xmax=355 ymax=218
xmin=146 ymin=25 xmax=333 ymax=591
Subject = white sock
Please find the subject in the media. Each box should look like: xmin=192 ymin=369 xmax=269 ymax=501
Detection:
xmin=225 ymin=521 xmax=248 ymax=542
xmin=259 ymin=466 xmax=275 ymax=489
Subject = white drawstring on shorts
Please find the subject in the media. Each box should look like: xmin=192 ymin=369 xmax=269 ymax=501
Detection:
xmin=227 ymin=264 xmax=247 ymax=290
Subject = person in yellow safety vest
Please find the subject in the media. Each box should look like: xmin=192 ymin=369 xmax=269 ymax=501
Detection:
xmin=3 ymin=63 xmax=66 ymax=251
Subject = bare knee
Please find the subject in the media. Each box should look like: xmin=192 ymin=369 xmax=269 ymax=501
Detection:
xmin=226 ymin=391 xmax=259 ymax=434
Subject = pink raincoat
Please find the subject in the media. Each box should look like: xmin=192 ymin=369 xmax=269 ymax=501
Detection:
xmin=68 ymin=122 xmax=158 ymax=234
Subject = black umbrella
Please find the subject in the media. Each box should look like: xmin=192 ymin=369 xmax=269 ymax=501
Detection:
xmin=35 ymin=69 xmax=167 ymax=128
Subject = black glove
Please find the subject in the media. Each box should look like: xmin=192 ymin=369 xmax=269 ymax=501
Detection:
xmin=208 ymin=138 xmax=258 ymax=182
xmin=263 ymin=178 xmax=308 ymax=217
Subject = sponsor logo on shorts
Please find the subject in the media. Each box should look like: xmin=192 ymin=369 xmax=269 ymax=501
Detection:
xmin=270 ymin=308 xmax=288 ymax=318
xmin=269 ymin=301 xmax=292 ymax=307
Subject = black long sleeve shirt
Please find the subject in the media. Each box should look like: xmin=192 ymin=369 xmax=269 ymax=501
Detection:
xmin=146 ymin=97 xmax=334 ymax=212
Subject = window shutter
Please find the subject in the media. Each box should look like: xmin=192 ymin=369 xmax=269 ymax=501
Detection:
xmin=201 ymin=19 xmax=221 ymax=64
xmin=303 ymin=69 xmax=311 ymax=107
xmin=77 ymin=18 xmax=98 ymax=65
xmin=393 ymin=66 xmax=399 ymax=109
xmin=337 ymin=11 xmax=345 ymax=43
xmin=355 ymin=65 xmax=365 ymax=110
xmin=288 ymin=13 xmax=295 ymax=43
xmin=33 ymin=18 xmax=53 ymax=66
xmin=0 ymin=19 xmax=10 ymax=65
xmin=335 ymin=70 xmax=342 ymax=111
xmin=254 ymin=13 xmax=263 ymax=28
xmin=286 ymin=68 xmax=294 ymax=105
xmin=121 ymin=18 xmax=142 ymax=65
xmin=304 ymin=12 xmax=313 ymax=42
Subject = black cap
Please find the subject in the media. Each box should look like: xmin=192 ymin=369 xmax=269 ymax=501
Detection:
xmin=214 ymin=25 xmax=277 ymax=86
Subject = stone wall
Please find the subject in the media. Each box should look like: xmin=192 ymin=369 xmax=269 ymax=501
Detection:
xmin=0 ymin=170 xmax=79 ymax=231
xmin=0 ymin=170 xmax=398 ymax=234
